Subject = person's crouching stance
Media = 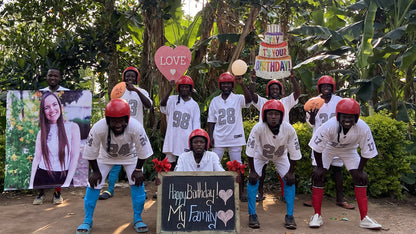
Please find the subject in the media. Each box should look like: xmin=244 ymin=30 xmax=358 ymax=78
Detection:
xmin=246 ymin=100 xmax=302 ymax=229
xmin=76 ymin=99 xmax=153 ymax=233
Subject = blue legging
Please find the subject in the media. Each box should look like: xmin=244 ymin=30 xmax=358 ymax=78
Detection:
xmin=247 ymin=177 xmax=295 ymax=216
xmin=131 ymin=184 xmax=146 ymax=223
xmin=107 ymin=165 xmax=122 ymax=195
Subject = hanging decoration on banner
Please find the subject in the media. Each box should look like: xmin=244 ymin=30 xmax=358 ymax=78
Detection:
xmin=155 ymin=45 xmax=191 ymax=82
xmin=231 ymin=59 xmax=248 ymax=76
xmin=110 ymin=82 xmax=126 ymax=100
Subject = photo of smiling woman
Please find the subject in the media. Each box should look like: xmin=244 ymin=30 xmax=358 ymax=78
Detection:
xmin=29 ymin=92 xmax=81 ymax=189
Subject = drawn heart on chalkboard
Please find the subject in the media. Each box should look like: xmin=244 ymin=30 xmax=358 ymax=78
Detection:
xmin=219 ymin=189 xmax=233 ymax=205
xmin=218 ymin=210 xmax=234 ymax=227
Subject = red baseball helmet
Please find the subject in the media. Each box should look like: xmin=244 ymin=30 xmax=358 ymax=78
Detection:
xmin=317 ymin=75 xmax=336 ymax=93
xmin=262 ymin=99 xmax=285 ymax=123
xmin=105 ymin=98 xmax=131 ymax=123
xmin=122 ymin=66 xmax=140 ymax=84
xmin=336 ymin=98 xmax=360 ymax=122
xmin=188 ymin=129 xmax=210 ymax=150
xmin=218 ymin=72 xmax=235 ymax=88
xmin=266 ymin=80 xmax=284 ymax=97
xmin=176 ymin=75 xmax=194 ymax=91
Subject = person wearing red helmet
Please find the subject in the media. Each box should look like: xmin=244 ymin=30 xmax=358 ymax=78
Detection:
xmin=76 ymin=99 xmax=153 ymax=234
xmin=207 ymin=72 xmax=251 ymax=200
xmin=248 ymin=69 xmax=300 ymax=202
xmin=175 ymin=129 xmax=224 ymax=171
xmin=303 ymin=75 xmax=354 ymax=209
xmin=98 ymin=66 xmax=153 ymax=200
xmin=246 ymin=100 xmax=302 ymax=229
xmin=308 ymin=98 xmax=382 ymax=230
xmin=160 ymin=76 xmax=201 ymax=169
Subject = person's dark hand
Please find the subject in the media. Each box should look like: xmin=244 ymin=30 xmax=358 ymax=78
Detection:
xmin=169 ymin=80 xmax=176 ymax=88
xmin=308 ymin=108 xmax=319 ymax=119
xmin=210 ymin=137 xmax=215 ymax=148
xmin=235 ymin=173 xmax=242 ymax=184
xmin=248 ymin=169 xmax=259 ymax=185
xmin=350 ymin=169 xmax=368 ymax=186
xmin=290 ymin=69 xmax=295 ymax=78
xmin=126 ymin=83 xmax=137 ymax=92
xmin=284 ymin=172 xmax=295 ymax=186
xmin=250 ymin=69 xmax=257 ymax=83
xmin=312 ymin=167 xmax=326 ymax=186
xmin=155 ymin=177 xmax=161 ymax=186
xmin=88 ymin=171 xmax=102 ymax=189
xmin=235 ymin=75 xmax=243 ymax=85
xmin=131 ymin=170 xmax=144 ymax=186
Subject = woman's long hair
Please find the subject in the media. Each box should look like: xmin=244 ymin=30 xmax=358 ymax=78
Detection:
xmin=39 ymin=92 xmax=69 ymax=174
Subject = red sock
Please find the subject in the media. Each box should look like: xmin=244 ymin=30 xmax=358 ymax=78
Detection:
xmin=312 ymin=187 xmax=324 ymax=215
xmin=279 ymin=175 xmax=284 ymax=198
xmin=355 ymin=186 xmax=368 ymax=220
xmin=55 ymin=187 xmax=61 ymax=193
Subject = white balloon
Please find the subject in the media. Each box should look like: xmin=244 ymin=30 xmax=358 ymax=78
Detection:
xmin=231 ymin=59 xmax=248 ymax=76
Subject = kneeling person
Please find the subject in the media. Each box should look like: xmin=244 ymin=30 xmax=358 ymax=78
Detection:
xmin=175 ymin=129 xmax=224 ymax=172
xmin=246 ymin=100 xmax=302 ymax=229
xmin=76 ymin=99 xmax=153 ymax=234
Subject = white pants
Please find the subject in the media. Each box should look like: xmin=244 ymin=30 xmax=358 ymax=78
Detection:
xmin=87 ymin=163 xmax=137 ymax=189
xmin=212 ymin=146 xmax=242 ymax=163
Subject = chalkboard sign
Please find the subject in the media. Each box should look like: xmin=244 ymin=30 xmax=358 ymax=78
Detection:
xmin=156 ymin=171 xmax=240 ymax=234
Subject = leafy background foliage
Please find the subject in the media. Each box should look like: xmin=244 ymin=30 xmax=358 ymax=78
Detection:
xmin=0 ymin=0 xmax=415 ymax=198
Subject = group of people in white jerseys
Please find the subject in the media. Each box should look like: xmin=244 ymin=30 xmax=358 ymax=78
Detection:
xmin=33 ymin=66 xmax=382 ymax=233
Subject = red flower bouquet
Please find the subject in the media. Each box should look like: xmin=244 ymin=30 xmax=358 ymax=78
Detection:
xmin=152 ymin=158 xmax=171 ymax=173
xmin=226 ymin=160 xmax=246 ymax=174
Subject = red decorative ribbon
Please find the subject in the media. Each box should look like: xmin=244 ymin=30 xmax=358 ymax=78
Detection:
xmin=226 ymin=160 xmax=246 ymax=174
xmin=152 ymin=158 xmax=171 ymax=172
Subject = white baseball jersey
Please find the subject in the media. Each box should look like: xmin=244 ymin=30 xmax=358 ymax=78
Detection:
xmin=306 ymin=94 xmax=343 ymax=166
xmin=308 ymin=118 xmax=378 ymax=169
xmin=306 ymin=94 xmax=342 ymax=133
xmin=252 ymin=92 xmax=298 ymax=123
xmin=161 ymin=95 xmax=200 ymax=156
xmin=246 ymin=122 xmax=302 ymax=177
xmin=121 ymin=86 xmax=152 ymax=124
xmin=207 ymin=93 xmax=249 ymax=147
xmin=175 ymin=151 xmax=225 ymax=172
xmin=40 ymin=86 xmax=70 ymax=91
xmin=83 ymin=118 xmax=153 ymax=165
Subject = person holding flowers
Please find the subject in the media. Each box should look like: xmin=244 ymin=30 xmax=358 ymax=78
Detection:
xmin=76 ymin=98 xmax=153 ymax=234
xmin=245 ymin=100 xmax=302 ymax=230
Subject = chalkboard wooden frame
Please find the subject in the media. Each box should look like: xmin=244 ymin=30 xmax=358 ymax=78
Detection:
xmin=156 ymin=171 xmax=240 ymax=234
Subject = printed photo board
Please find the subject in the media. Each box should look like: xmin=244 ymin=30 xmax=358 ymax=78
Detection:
xmin=4 ymin=90 xmax=92 ymax=191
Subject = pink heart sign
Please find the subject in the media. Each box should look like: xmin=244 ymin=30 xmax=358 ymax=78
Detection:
xmin=217 ymin=210 xmax=234 ymax=227
xmin=155 ymin=45 xmax=191 ymax=82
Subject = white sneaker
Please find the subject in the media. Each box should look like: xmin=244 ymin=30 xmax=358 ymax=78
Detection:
xmin=33 ymin=194 xmax=45 ymax=205
xmin=309 ymin=213 xmax=323 ymax=228
xmin=360 ymin=216 xmax=382 ymax=229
